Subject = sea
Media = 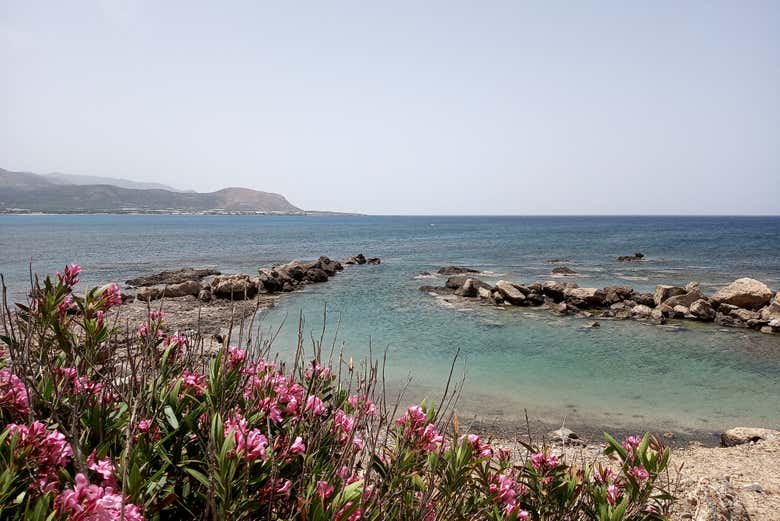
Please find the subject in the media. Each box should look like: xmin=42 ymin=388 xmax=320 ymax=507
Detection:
xmin=1 ymin=215 xmax=779 ymax=439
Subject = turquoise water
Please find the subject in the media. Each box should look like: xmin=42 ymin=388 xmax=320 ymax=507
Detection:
xmin=1 ymin=215 xmax=779 ymax=435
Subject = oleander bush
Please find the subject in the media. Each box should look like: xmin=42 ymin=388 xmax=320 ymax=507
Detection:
xmin=0 ymin=265 xmax=674 ymax=520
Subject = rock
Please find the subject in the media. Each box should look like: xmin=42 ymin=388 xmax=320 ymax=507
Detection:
xmin=741 ymin=483 xmax=764 ymax=493
xmin=495 ymin=280 xmax=526 ymax=305
xmin=198 ymin=289 xmax=212 ymax=302
xmin=551 ymin=266 xmax=577 ymax=275
xmin=257 ymin=269 xmax=284 ymax=293
xmin=721 ymin=427 xmax=780 ymax=447
xmin=136 ymin=286 xmax=164 ymax=302
xmin=311 ymin=256 xmax=343 ymax=275
xmin=303 ymin=268 xmax=329 ymax=283
xmin=419 ymin=285 xmax=454 ymax=296
xmin=683 ymin=478 xmax=750 ymax=521
xmin=604 ymin=286 xmax=635 ymax=305
xmin=546 ymin=258 xmax=570 ymax=263
xmin=714 ymin=313 xmax=747 ymax=329
xmin=728 ymin=308 xmax=761 ymax=323
xmin=654 ymin=285 xmax=686 ymax=306
xmin=210 ymin=274 xmax=258 ymax=299
xmin=541 ymin=281 xmax=566 ymax=302
xmin=437 ymin=266 xmax=479 ymax=275
xmin=689 ymin=299 xmax=716 ymax=321
xmin=491 ymin=291 xmax=504 ymax=304
xmin=634 ymin=292 xmax=655 ymax=307
xmin=617 ymin=252 xmax=644 ymax=262
xmin=672 ymin=305 xmax=690 ymax=318
xmin=366 ymin=257 xmax=381 ymax=265
xmin=760 ymin=319 xmax=780 ymax=334
xmin=758 ymin=293 xmax=780 ymax=321
xmin=455 ymin=278 xmax=479 ymax=298
xmin=665 ymin=287 xmax=705 ymax=308
xmin=446 ymin=276 xmax=491 ymax=291
xmin=525 ymin=292 xmax=545 ymax=306
xmin=126 ymin=268 xmax=220 ymax=287
xmin=564 ymin=287 xmax=606 ymax=308
xmin=711 ymin=278 xmax=773 ymax=310
xmin=686 ymin=281 xmax=700 ymax=292
xmin=549 ymin=301 xmax=570 ymax=316
xmin=631 ymin=304 xmax=653 ymax=318
xmin=343 ymin=254 xmax=367 ymax=265
xmin=160 ymin=280 xmax=202 ymax=298
xmin=650 ymin=307 xmax=666 ymax=323
xmin=582 ymin=321 xmax=600 ymax=329
xmin=477 ymin=287 xmax=492 ymax=300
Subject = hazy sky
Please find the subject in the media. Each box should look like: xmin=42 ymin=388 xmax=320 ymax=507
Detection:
xmin=2 ymin=1 xmax=778 ymax=214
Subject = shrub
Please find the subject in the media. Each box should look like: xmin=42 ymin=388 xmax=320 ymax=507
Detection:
xmin=0 ymin=266 xmax=674 ymax=520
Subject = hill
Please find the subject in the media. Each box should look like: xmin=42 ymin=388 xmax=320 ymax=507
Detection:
xmin=0 ymin=168 xmax=302 ymax=214
xmin=44 ymin=173 xmax=188 ymax=192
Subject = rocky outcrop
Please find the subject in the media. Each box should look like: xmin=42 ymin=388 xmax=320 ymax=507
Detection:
xmin=759 ymin=293 xmax=780 ymax=322
xmin=343 ymin=254 xmax=366 ymax=265
xmin=211 ymin=274 xmax=258 ymax=299
xmin=665 ymin=287 xmax=705 ymax=308
xmin=126 ymin=268 xmax=220 ymax=287
xmin=134 ymin=280 xmax=203 ymax=301
xmin=721 ymin=427 xmax=780 ymax=447
xmin=438 ymin=266 xmax=480 ymax=275
xmin=654 ymin=285 xmax=686 ymax=306
xmin=631 ymin=304 xmax=653 ymax=318
xmin=551 ymin=266 xmax=577 ymax=275
xmin=712 ymin=278 xmax=773 ymax=310
xmin=495 ymin=281 xmax=526 ymax=305
xmin=541 ymin=281 xmax=567 ymax=302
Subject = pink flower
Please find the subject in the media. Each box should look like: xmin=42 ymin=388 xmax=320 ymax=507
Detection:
xmin=629 ymin=465 xmax=650 ymax=482
xmin=461 ymin=433 xmax=492 ymax=458
xmin=96 ymin=310 xmax=104 ymax=328
xmin=304 ymin=362 xmax=332 ymax=381
xmin=290 ymin=436 xmax=306 ymax=455
xmin=305 ymin=395 xmax=326 ymax=416
xmin=100 ymin=283 xmax=123 ymax=309
xmin=606 ymin=484 xmax=621 ymax=506
xmin=57 ymin=295 xmax=74 ymax=318
xmin=6 ymin=421 xmax=72 ymax=492
xmin=276 ymin=479 xmax=292 ymax=496
xmin=164 ymin=331 xmax=187 ymax=351
xmin=594 ymin=466 xmax=615 ymax=484
xmin=395 ymin=405 xmax=443 ymax=452
xmin=622 ymin=435 xmax=642 ymax=452
xmin=224 ymin=415 xmax=267 ymax=461
xmin=0 ymin=369 xmax=29 ymax=416
xmin=180 ymin=371 xmax=206 ymax=395
xmin=226 ymin=345 xmax=246 ymax=369
xmin=530 ymin=452 xmax=559 ymax=472
xmin=56 ymin=473 xmax=144 ymax=521
xmin=315 ymin=480 xmax=334 ymax=502
xmin=56 ymin=264 xmax=82 ymax=288
xmin=87 ymin=451 xmax=116 ymax=487
xmin=148 ymin=310 xmax=163 ymax=321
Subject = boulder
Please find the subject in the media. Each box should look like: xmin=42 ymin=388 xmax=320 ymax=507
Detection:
xmin=714 ymin=313 xmax=747 ymax=329
xmin=759 ymin=293 xmax=780 ymax=322
xmin=604 ymin=286 xmax=634 ymax=305
xmin=541 ymin=281 xmax=566 ymax=302
xmin=548 ymin=428 xmax=585 ymax=445
xmin=477 ymin=287 xmax=492 ymax=300
xmin=549 ymin=302 xmax=570 ymax=316
xmin=308 ymin=256 xmax=342 ymax=275
xmin=582 ymin=321 xmax=600 ymax=329
xmin=672 ymin=305 xmax=690 ymax=318
xmin=455 ymin=278 xmax=479 ymax=298
xmin=525 ymin=292 xmax=545 ymax=305
xmin=711 ymin=278 xmax=773 ymax=310
xmin=760 ymin=319 xmax=780 ymax=334
xmin=126 ymin=268 xmax=220 ymax=287
xmin=728 ymin=308 xmax=761 ymax=323
xmin=650 ymin=307 xmax=666 ymax=323
xmin=689 ymin=299 xmax=716 ymax=321
xmin=211 ymin=274 xmax=258 ymax=299
xmin=495 ymin=281 xmax=526 ymax=305
xmin=160 ymin=280 xmax=202 ymax=298
xmin=665 ymin=287 xmax=705 ymax=308
xmin=198 ymin=289 xmax=212 ymax=302
xmin=343 ymin=254 xmax=367 ymax=265
xmin=136 ymin=286 xmax=164 ymax=302
xmin=303 ymin=268 xmax=329 ymax=283
xmin=551 ymin=266 xmax=577 ymax=275
xmin=634 ymin=292 xmax=656 ymax=307
xmin=721 ymin=427 xmax=780 ymax=447
xmin=419 ymin=285 xmax=454 ymax=296
xmin=257 ymin=269 xmax=284 ymax=293
xmin=437 ymin=266 xmax=479 ymax=275
xmin=564 ymin=287 xmax=606 ymax=308
xmin=366 ymin=257 xmax=381 ymax=265
xmin=631 ymin=304 xmax=653 ymax=318
xmin=654 ymin=285 xmax=686 ymax=306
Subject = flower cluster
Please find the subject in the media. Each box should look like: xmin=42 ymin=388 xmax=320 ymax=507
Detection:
xmin=7 ymin=421 xmax=72 ymax=493
xmin=225 ymin=414 xmax=268 ymax=461
xmin=56 ymin=264 xmax=82 ymax=288
xmin=0 ymin=369 xmax=29 ymax=417
xmin=395 ymin=405 xmax=444 ymax=451
xmin=56 ymin=473 xmax=144 ymax=521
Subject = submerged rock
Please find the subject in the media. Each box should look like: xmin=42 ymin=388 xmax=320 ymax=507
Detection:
xmin=616 ymin=252 xmax=645 ymax=262
xmin=551 ymin=266 xmax=577 ymax=275
xmin=711 ymin=278 xmax=773 ymax=310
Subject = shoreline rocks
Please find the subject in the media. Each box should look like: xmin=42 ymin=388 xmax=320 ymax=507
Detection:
xmin=421 ymin=275 xmax=779 ymax=335
xmin=438 ymin=265 xmax=480 ymax=275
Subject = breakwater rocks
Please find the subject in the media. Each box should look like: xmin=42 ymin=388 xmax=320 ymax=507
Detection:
xmin=124 ymin=254 xmax=380 ymax=303
xmin=421 ymin=270 xmax=780 ymax=335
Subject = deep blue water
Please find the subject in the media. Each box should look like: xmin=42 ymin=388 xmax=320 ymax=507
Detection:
xmin=1 ymin=215 xmax=779 ymax=434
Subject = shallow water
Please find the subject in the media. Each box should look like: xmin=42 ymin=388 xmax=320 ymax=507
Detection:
xmin=1 ymin=214 xmax=779 ymax=434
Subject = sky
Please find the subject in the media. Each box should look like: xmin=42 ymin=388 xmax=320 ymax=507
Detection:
xmin=1 ymin=1 xmax=778 ymax=215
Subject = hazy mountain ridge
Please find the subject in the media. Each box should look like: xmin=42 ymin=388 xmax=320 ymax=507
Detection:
xmin=0 ymin=168 xmax=303 ymax=213
xmin=44 ymin=173 xmax=189 ymax=192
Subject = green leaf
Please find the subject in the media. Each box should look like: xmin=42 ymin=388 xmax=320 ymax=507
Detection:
xmin=163 ymin=405 xmax=179 ymax=430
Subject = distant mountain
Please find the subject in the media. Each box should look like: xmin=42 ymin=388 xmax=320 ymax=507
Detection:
xmin=0 ymin=168 xmax=303 ymax=214
xmin=44 ymin=173 xmax=189 ymax=192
